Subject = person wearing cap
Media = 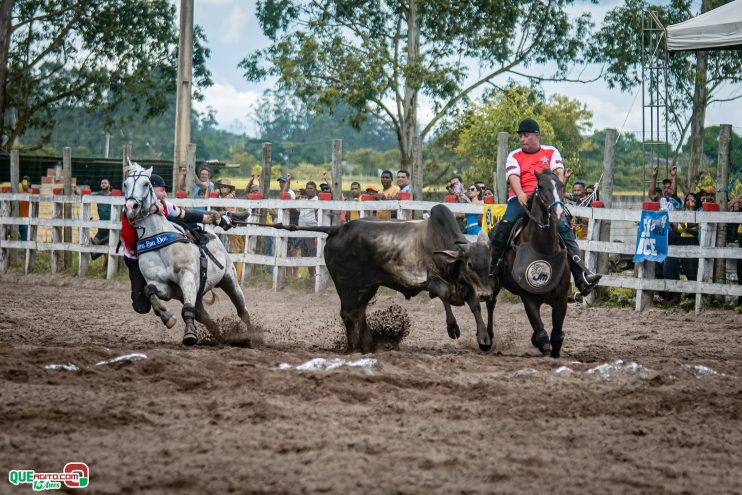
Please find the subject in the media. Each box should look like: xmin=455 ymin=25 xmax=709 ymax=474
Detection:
xmin=121 ymin=172 xmax=240 ymax=314
xmin=277 ymin=174 xmax=296 ymax=199
xmin=649 ymin=165 xmax=681 ymax=211
xmin=490 ymin=117 xmax=601 ymax=296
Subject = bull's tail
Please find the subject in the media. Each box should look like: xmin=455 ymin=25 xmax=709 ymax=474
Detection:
xmin=271 ymin=223 xmax=341 ymax=235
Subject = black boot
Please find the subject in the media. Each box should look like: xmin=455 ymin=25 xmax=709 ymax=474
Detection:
xmin=568 ymin=252 xmax=602 ymax=296
xmin=489 ymin=221 xmax=513 ymax=277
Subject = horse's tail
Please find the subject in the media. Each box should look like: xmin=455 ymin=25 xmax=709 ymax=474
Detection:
xmin=203 ymin=290 xmax=217 ymax=306
xmin=272 ymin=223 xmax=341 ymax=236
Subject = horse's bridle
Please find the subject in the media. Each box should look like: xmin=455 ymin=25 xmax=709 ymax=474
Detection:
xmin=524 ymin=186 xmax=566 ymax=230
xmin=124 ymin=173 xmax=158 ymax=223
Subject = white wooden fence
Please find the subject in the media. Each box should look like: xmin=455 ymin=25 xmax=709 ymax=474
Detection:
xmin=1 ymin=193 xmax=740 ymax=314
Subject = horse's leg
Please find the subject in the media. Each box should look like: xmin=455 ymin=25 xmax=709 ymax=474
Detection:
xmin=523 ymin=297 xmax=550 ymax=356
xmin=467 ymin=295 xmax=492 ymax=352
xmin=550 ymin=293 xmax=568 ymax=358
xmin=179 ymin=270 xmax=199 ymax=346
xmin=144 ymin=284 xmax=176 ymax=329
xmin=194 ymin=298 xmax=220 ymax=336
xmin=217 ymin=268 xmax=251 ymax=328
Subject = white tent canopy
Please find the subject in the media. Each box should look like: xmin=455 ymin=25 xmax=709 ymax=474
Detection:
xmin=666 ymin=0 xmax=742 ymax=52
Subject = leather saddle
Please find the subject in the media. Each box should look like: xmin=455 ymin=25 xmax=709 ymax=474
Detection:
xmin=505 ymin=219 xmax=567 ymax=294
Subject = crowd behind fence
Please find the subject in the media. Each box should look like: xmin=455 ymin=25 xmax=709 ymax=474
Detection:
xmin=1 ymin=193 xmax=741 ymax=314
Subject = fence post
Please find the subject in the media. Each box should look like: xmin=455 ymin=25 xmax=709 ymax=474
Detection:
xmin=51 ymin=199 xmax=62 ymax=274
xmin=331 ymin=139 xmax=342 ymax=224
xmin=185 ymin=143 xmax=196 ymax=198
xmin=695 ymin=219 xmax=717 ymax=314
xmin=63 ymin=147 xmax=73 ymax=269
xmin=272 ymin=203 xmax=287 ymax=291
xmin=0 ymin=191 xmax=7 ymax=272
xmin=714 ymin=124 xmax=731 ymax=286
xmin=595 ymin=129 xmax=616 ymax=301
xmin=78 ymin=196 xmax=90 ymax=277
xmin=495 ymin=132 xmax=509 ymax=204
xmin=106 ymin=196 xmax=120 ymax=279
xmin=315 ymin=203 xmax=331 ymax=293
xmin=24 ymin=196 xmax=38 ymax=274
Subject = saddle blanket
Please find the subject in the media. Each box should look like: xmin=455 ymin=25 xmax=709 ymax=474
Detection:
xmin=137 ymin=231 xmax=189 ymax=254
xmin=511 ymin=242 xmax=567 ymax=294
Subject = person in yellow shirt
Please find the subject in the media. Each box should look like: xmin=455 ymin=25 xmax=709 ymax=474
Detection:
xmin=375 ymin=170 xmax=399 ymax=219
xmin=347 ymin=182 xmax=362 ymax=221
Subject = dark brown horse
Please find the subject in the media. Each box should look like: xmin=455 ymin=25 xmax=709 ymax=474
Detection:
xmin=486 ymin=169 xmax=571 ymax=357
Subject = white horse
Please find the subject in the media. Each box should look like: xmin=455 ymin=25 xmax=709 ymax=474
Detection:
xmin=123 ymin=164 xmax=251 ymax=345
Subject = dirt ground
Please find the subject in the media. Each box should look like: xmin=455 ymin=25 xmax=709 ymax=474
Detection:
xmin=1 ymin=273 xmax=741 ymax=494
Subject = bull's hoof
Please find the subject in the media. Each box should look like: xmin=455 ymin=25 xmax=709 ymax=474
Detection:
xmin=182 ymin=332 xmax=198 ymax=346
xmin=478 ymin=342 xmax=492 ymax=352
xmin=447 ymin=323 xmax=460 ymax=339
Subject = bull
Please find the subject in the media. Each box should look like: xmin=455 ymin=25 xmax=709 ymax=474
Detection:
xmin=276 ymin=204 xmax=493 ymax=353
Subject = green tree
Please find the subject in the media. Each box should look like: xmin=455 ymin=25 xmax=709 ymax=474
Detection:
xmin=0 ymin=0 xmax=212 ymax=151
xmin=454 ymin=85 xmax=592 ymax=183
xmin=590 ymin=0 xmax=742 ymax=189
xmin=241 ymin=0 xmax=592 ymax=179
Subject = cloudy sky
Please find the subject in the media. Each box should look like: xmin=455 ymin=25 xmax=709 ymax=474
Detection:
xmin=188 ymin=0 xmax=741 ymax=139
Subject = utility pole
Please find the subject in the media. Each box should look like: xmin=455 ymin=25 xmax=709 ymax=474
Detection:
xmin=172 ymin=0 xmax=194 ymax=193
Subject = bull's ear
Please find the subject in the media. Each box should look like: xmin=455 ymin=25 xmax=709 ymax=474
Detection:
xmin=433 ymin=249 xmax=461 ymax=264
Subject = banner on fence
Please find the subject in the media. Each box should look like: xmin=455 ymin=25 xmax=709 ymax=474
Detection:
xmin=633 ymin=210 xmax=669 ymax=263
xmin=482 ymin=204 xmax=507 ymax=234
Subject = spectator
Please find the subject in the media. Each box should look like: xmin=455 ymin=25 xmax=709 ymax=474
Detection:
xmin=585 ymin=184 xmax=598 ymax=202
xmin=699 ymin=185 xmax=716 ymax=204
xmin=482 ymin=188 xmax=494 ymax=200
xmin=460 ymin=184 xmax=483 ymax=235
xmin=397 ymin=170 xmax=412 ymax=194
xmin=729 ymin=193 xmax=742 ymax=306
xmin=444 ymin=176 xmax=468 ymax=232
xmin=245 ymin=174 xmax=261 ymax=195
xmin=298 ymin=181 xmax=319 ymax=284
xmin=375 ymin=170 xmax=399 ymax=219
xmin=18 ymin=175 xmax=31 ymax=241
xmin=347 ymin=181 xmax=362 ymax=221
xmin=662 ymin=192 xmax=702 ymax=303
xmin=90 ymin=178 xmax=112 ymax=260
xmin=217 ymin=178 xmax=245 ymax=279
xmin=319 ymin=171 xmax=331 ymax=194
xmin=194 ymin=166 xmax=216 ymax=199
xmin=649 ymin=165 xmax=681 ymax=211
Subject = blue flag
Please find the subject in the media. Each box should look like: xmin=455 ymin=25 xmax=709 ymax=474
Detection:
xmin=633 ymin=210 xmax=669 ymax=263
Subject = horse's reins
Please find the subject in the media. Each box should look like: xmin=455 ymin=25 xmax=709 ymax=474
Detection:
xmin=524 ymin=187 xmax=565 ymax=230
xmin=124 ymin=173 xmax=158 ymax=225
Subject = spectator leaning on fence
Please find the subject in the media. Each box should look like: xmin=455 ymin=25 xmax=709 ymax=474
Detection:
xmin=217 ymin=178 xmax=245 ymax=280
xmin=662 ymin=191 xmax=702 ymax=303
xmin=460 ymin=184 xmax=483 ymax=236
xmin=397 ymin=170 xmax=412 ymax=194
xmin=17 ymin=175 xmax=31 ymax=241
xmin=297 ymin=181 xmax=320 ymax=284
xmin=194 ymin=166 xmax=216 ymax=200
xmin=90 ymin=178 xmax=112 ymax=260
xmin=347 ymin=181 xmax=362 ymax=221
xmin=375 ymin=170 xmax=399 ymax=220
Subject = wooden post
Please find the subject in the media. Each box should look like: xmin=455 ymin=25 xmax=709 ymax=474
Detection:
xmin=78 ymin=200 xmax=90 ymax=276
xmin=63 ymin=147 xmax=73 ymax=269
xmin=8 ymin=149 xmax=19 ymax=264
xmin=0 ymin=193 xmax=7 ymax=272
xmin=173 ymin=0 xmax=194 ymax=193
xmin=695 ymin=220 xmax=717 ymax=314
xmin=51 ymin=200 xmax=62 ymax=274
xmin=106 ymin=200 xmax=120 ymax=279
xmin=412 ymin=135 xmax=422 ymax=201
xmin=635 ymin=260 xmax=655 ymax=311
xmin=331 ymin=139 xmax=342 ymax=224
xmin=185 ymin=144 xmax=196 ymax=198
xmin=595 ymin=129 xmax=616 ymax=301
xmin=315 ymin=206 xmax=331 ymax=293
xmin=496 ymin=132 xmax=509 ymax=204
xmin=272 ymin=206 xmax=287 ymax=291
xmin=714 ymin=124 xmax=731 ymax=285
xmin=24 ymin=199 xmax=38 ymax=274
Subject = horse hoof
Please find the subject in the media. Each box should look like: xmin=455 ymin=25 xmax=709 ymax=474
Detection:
xmin=479 ymin=342 xmax=492 ymax=352
xmin=182 ymin=334 xmax=197 ymax=346
xmin=540 ymin=343 xmax=552 ymax=356
xmin=165 ymin=317 xmax=177 ymax=329
xmin=550 ymin=350 xmax=561 ymax=358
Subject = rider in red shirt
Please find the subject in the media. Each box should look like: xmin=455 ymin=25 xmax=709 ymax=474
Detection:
xmin=490 ymin=118 xmax=601 ymax=296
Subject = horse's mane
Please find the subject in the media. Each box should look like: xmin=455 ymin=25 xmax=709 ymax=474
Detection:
xmin=123 ymin=160 xmax=148 ymax=177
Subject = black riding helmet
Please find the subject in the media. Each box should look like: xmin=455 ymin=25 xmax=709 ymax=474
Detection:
xmin=150 ymin=174 xmax=167 ymax=189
